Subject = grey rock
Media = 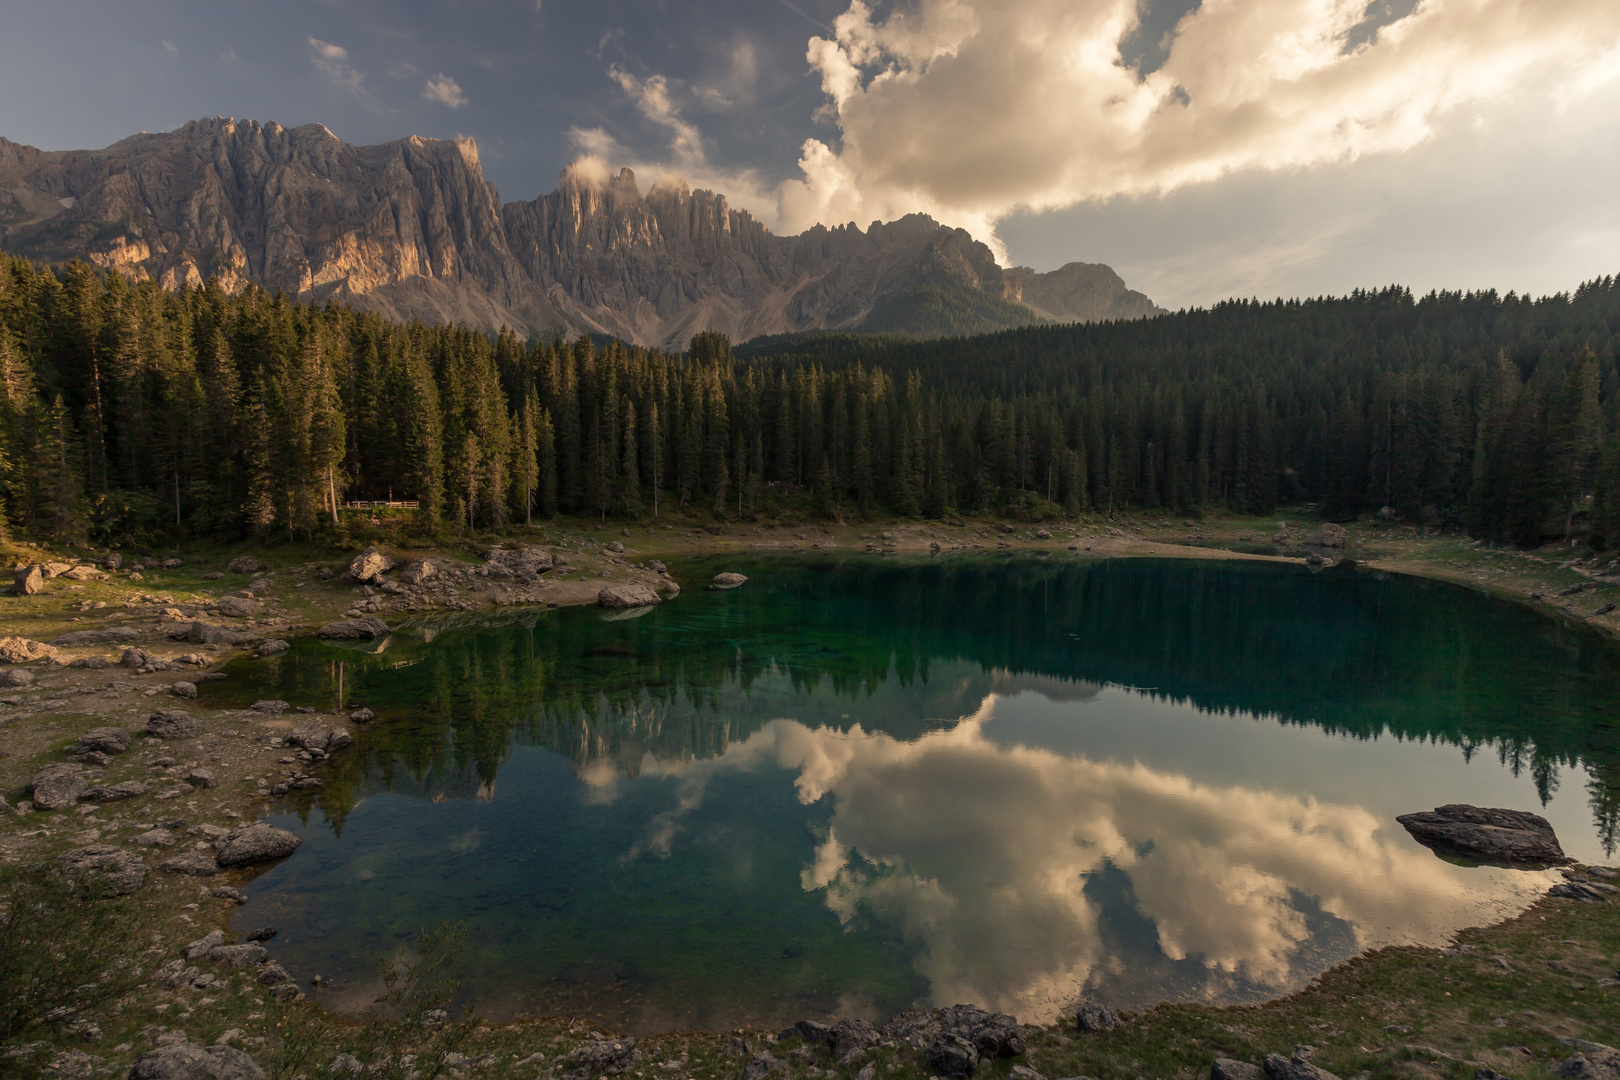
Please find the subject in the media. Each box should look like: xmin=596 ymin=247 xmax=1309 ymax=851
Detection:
xmin=742 ymin=1053 xmax=783 ymax=1080
xmin=398 ymin=560 xmax=436 ymax=585
xmin=212 ymin=886 xmax=246 ymax=904
xmin=597 ymin=583 xmax=661 ymax=610
xmin=646 ymin=560 xmax=667 ymax=574
xmin=712 ymin=572 xmax=748 ymax=589
xmin=59 ymin=844 xmax=147 ymax=895
xmin=327 ymin=727 xmax=352 ymax=750
xmin=134 ymin=829 xmax=175 ymax=846
xmin=183 ymin=622 xmax=261 ymax=646
xmin=1075 ymin=1003 xmax=1121 ymax=1033
xmin=86 ymin=780 xmax=149 ymax=803
xmin=256 ymin=964 xmax=293 ymax=986
xmin=0 ymin=635 xmax=57 ymax=663
xmin=78 ymin=727 xmax=131 ymax=754
xmin=214 ymin=595 xmax=264 ymax=619
xmin=316 ymin=617 xmax=390 ymax=640
xmin=147 ymin=709 xmax=203 ymax=739
xmin=169 ymin=681 xmax=199 ymax=699
xmin=12 ymin=563 xmax=44 ymax=595
xmin=349 ymin=708 xmax=375 ymax=723
xmin=1397 ymin=804 xmax=1569 ymax=867
xmin=129 ymin=1043 xmax=267 ymax=1080
xmin=1009 ymin=1068 xmax=1045 ymax=1080
xmin=184 ymin=930 xmax=225 ymax=960
xmin=226 ymin=556 xmax=266 ymax=575
xmin=69 ymin=656 xmax=111 ymax=669
xmin=485 ymin=546 xmax=553 ymax=580
xmin=215 ymin=824 xmax=302 ymax=866
xmin=287 ymin=722 xmax=331 ymax=751
xmin=349 ymin=547 xmax=397 ymax=583
xmin=1213 ymin=1060 xmax=1265 ymax=1080
xmin=1303 ymin=523 xmax=1347 ymax=548
xmin=1263 ymin=1048 xmax=1340 ymax=1080
xmin=1550 ymin=880 xmax=1611 ymax=902
xmin=160 ymin=852 xmax=221 ymax=876
xmin=2 ymin=667 xmax=34 ymax=686
xmin=830 ymin=1017 xmax=880 ymax=1061
xmin=185 ymin=769 xmax=217 ymax=789
xmin=328 ymin=1054 xmax=363 ymax=1075
xmin=206 ymin=944 xmax=268 ymax=967
xmin=250 ymin=700 xmax=288 ymax=714
xmin=935 ymin=1005 xmax=1027 ymax=1058
xmin=28 ymin=763 xmax=89 ymax=810
xmin=928 ymin=1036 xmax=979 ymax=1079
xmin=1553 ymin=1049 xmax=1620 ymax=1080
xmin=255 ymin=639 xmax=290 ymax=658
xmin=567 ymin=1038 xmax=641 ymax=1076
xmin=54 ymin=628 xmax=140 ymax=645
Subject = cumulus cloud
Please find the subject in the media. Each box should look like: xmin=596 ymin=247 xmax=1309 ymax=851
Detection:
xmin=766 ymin=0 xmax=1620 ymax=250
xmin=309 ymin=37 xmax=363 ymax=95
xmin=423 ymin=72 xmax=469 ymax=108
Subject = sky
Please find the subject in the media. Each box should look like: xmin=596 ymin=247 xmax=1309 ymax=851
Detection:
xmin=0 ymin=0 xmax=1617 ymax=309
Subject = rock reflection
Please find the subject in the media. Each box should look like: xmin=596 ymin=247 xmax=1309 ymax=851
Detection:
xmin=620 ymin=698 xmax=1550 ymax=1022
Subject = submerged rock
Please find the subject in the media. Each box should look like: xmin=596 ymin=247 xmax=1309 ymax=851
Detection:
xmin=1396 ymin=804 xmax=1569 ymax=867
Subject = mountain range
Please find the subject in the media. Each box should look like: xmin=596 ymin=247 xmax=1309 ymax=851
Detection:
xmin=0 ymin=117 xmax=1161 ymax=348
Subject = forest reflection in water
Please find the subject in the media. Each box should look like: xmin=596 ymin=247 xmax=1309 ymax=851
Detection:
xmin=211 ymin=555 xmax=1620 ymax=1030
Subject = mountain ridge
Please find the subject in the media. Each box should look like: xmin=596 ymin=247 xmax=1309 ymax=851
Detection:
xmin=0 ymin=116 xmax=1162 ymax=347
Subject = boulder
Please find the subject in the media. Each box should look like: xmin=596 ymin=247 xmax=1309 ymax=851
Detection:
xmin=349 ymin=708 xmax=376 ymax=723
xmin=1302 ymin=523 xmax=1347 ymax=548
xmin=712 ymin=572 xmax=748 ymax=589
xmin=159 ymin=852 xmax=222 ymax=876
xmin=742 ymin=1053 xmax=783 ymax=1080
xmin=129 ymin=1043 xmax=266 ymax=1080
xmin=328 ymin=727 xmax=353 ymax=750
xmin=11 ymin=564 xmax=44 ymax=595
xmin=184 ymin=621 xmax=261 ymax=646
xmin=185 ymin=768 xmax=217 ymax=789
xmin=1076 ymin=1004 xmax=1121 ymax=1033
xmin=207 ymin=943 xmax=269 ymax=967
xmin=0 ymin=636 xmax=57 ymax=663
xmin=78 ymin=727 xmax=132 ymax=754
xmin=215 ymin=595 xmax=264 ymax=618
xmin=256 ymin=639 xmax=290 ymax=658
xmin=215 ymin=823 xmax=302 ymax=866
xmin=598 ymin=583 xmax=662 ymax=610
xmin=69 ymin=656 xmax=111 ymax=669
xmin=485 ymin=546 xmax=552 ymax=580
xmin=133 ymin=829 xmax=176 ymax=846
xmin=59 ymin=845 xmax=146 ymax=895
xmin=54 ymin=628 xmax=139 ymax=646
xmin=1213 ymin=1060 xmax=1264 ymax=1080
xmin=1396 ymin=804 xmax=1569 ymax=867
xmin=169 ymin=681 xmax=198 ymax=699
xmin=567 ymin=1039 xmax=641 ymax=1076
xmin=147 ymin=709 xmax=203 ymax=739
xmin=226 ymin=556 xmax=266 ymax=575
xmin=938 ymin=1005 xmax=1027 ymax=1058
xmin=250 ymin=700 xmax=289 ymax=714
xmin=398 ymin=560 xmax=436 ymax=586
xmin=28 ymin=764 xmax=89 ymax=810
xmin=2 ymin=667 xmax=33 ymax=686
xmin=288 ymin=722 xmax=331 ymax=751
xmin=1552 ymin=1043 xmax=1620 ymax=1080
xmin=349 ymin=546 xmax=397 ymax=583
xmin=647 ymin=560 xmax=667 ymax=574
xmin=85 ymin=780 xmax=149 ymax=803
xmin=928 ymin=1036 xmax=979 ymax=1079
xmin=184 ymin=930 xmax=226 ymax=959
xmin=103 ymin=552 xmax=122 ymax=570
xmin=1262 ymin=1048 xmax=1339 ymax=1080
xmin=317 ymin=617 xmax=390 ymax=640
xmin=830 ymin=1018 xmax=881 ymax=1061
xmin=62 ymin=565 xmax=105 ymax=582
xmin=161 ymin=558 xmax=183 ymax=569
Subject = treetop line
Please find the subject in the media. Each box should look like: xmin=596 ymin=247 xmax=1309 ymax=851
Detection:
xmin=0 ymin=255 xmax=1617 ymax=548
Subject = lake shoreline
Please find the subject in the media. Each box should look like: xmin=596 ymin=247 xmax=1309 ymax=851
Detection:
xmin=1 ymin=517 xmax=1616 ymax=1078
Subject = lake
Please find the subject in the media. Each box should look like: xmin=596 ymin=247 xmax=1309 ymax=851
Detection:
xmin=206 ymin=554 xmax=1620 ymax=1033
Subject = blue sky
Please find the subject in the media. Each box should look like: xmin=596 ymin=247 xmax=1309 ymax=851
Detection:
xmin=1 ymin=0 xmax=1617 ymax=308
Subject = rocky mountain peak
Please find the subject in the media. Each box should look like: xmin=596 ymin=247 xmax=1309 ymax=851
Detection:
xmin=0 ymin=118 xmax=1162 ymax=347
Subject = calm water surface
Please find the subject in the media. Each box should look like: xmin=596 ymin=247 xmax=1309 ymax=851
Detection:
xmin=204 ymin=555 xmax=1620 ymax=1032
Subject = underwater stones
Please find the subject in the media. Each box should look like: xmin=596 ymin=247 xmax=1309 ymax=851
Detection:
xmin=317 ymin=616 xmax=390 ymax=640
xmin=147 ymin=709 xmax=202 ymax=739
xmin=215 ymin=823 xmax=302 ymax=867
xmin=711 ymin=572 xmax=748 ymax=589
xmin=1396 ymin=804 xmax=1569 ymax=867
xmin=59 ymin=844 xmax=147 ymax=895
xmin=597 ymin=583 xmax=661 ymax=610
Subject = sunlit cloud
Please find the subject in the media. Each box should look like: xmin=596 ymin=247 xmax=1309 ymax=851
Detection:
xmin=423 ymin=72 xmax=469 ymax=108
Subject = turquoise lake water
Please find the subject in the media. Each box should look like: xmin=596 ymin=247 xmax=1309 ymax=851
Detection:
xmin=206 ymin=555 xmax=1620 ymax=1032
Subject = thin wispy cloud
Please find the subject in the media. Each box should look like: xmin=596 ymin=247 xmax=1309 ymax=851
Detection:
xmin=308 ymin=37 xmax=363 ymax=96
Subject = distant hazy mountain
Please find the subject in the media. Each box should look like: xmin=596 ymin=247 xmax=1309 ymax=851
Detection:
xmin=0 ymin=117 xmax=1162 ymax=348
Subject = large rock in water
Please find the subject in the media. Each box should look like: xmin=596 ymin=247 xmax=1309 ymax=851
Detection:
xmin=712 ymin=572 xmax=748 ymax=589
xmin=598 ymin=583 xmax=661 ymax=610
xmin=129 ymin=1043 xmax=267 ymax=1080
xmin=1396 ymin=804 xmax=1569 ymax=867
xmin=317 ymin=616 xmax=390 ymax=640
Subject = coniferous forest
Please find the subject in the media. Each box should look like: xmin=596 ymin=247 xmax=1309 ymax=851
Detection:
xmin=0 ymin=253 xmax=1618 ymax=548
